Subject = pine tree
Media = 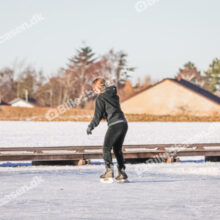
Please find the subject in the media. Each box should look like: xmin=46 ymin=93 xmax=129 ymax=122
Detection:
xmin=72 ymin=46 xmax=96 ymax=67
xmin=205 ymin=58 xmax=220 ymax=92
xmin=66 ymin=46 xmax=97 ymax=107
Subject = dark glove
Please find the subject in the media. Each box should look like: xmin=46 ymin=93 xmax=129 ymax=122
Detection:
xmin=86 ymin=126 xmax=93 ymax=135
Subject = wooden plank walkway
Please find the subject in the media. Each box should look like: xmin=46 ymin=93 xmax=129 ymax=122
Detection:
xmin=0 ymin=143 xmax=220 ymax=162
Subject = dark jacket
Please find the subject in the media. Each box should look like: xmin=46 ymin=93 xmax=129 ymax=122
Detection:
xmin=88 ymin=85 xmax=127 ymax=129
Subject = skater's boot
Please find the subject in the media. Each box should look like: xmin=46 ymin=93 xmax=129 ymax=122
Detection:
xmin=100 ymin=164 xmax=114 ymax=183
xmin=115 ymin=165 xmax=128 ymax=182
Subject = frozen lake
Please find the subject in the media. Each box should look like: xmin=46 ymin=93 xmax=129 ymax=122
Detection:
xmin=0 ymin=163 xmax=220 ymax=219
xmin=0 ymin=122 xmax=220 ymax=219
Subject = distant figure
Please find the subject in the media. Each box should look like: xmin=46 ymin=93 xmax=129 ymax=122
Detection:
xmin=86 ymin=77 xmax=129 ymax=183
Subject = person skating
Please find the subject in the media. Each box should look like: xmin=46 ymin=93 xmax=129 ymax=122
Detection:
xmin=86 ymin=77 xmax=129 ymax=183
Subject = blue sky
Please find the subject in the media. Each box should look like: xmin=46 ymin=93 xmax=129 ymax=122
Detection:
xmin=0 ymin=0 xmax=219 ymax=84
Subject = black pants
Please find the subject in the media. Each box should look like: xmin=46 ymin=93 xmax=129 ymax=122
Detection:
xmin=103 ymin=122 xmax=128 ymax=170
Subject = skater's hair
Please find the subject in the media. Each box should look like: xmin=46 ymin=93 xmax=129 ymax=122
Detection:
xmin=92 ymin=77 xmax=107 ymax=92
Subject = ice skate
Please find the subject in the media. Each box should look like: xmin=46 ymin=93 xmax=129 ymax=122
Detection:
xmin=115 ymin=166 xmax=129 ymax=183
xmin=100 ymin=165 xmax=114 ymax=183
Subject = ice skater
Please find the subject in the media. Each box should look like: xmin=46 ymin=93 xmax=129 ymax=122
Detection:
xmin=86 ymin=77 xmax=129 ymax=183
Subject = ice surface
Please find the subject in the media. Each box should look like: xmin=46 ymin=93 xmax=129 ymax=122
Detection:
xmin=0 ymin=163 xmax=220 ymax=219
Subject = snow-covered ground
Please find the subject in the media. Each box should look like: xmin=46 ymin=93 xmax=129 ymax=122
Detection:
xmin=0 ymin=121 xmax=220 ymax=147
xmin=0 ymin=163 xmax=220 ymax=220
xmin=1 ymin=121 xmax=220 ymax=219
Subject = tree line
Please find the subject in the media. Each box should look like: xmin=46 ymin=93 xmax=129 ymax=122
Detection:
xmin=0 ymin=46 xmax=135 ymax=107
xmin=0 ymin=45 xmax=219 ymax=107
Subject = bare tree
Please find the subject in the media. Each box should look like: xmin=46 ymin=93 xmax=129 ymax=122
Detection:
xmin=176 ymin=61 xmax=207 ymax=88
xmin=0 ymin=68 xmax=16 ymax=102
xmin=103 ymin=49 xmax=135 ymax=89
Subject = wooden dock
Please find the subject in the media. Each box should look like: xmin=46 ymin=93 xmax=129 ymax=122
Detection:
xmin=0 ymin=143 xmax=220 ymax=162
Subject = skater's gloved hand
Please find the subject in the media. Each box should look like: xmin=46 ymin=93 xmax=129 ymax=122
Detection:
xmin=86 ymin=125 xmax=93 ymax=135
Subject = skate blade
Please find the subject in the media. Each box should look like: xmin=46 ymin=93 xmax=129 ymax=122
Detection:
xmin=100 ymin=178 xmax=114 ymax=183
xmin=116 ymin=179 xmax=129 ymax=183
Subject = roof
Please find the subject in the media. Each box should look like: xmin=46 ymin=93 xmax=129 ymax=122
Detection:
xmin=9 ymin=98 xmax=23 ymax=105
xmin=9 ymin=98 xmax=35 ymax=105
xmin=122 ymin=78 xmax=220 ymax=105
xmin=170 ymin=78 xmax=220 ymax=104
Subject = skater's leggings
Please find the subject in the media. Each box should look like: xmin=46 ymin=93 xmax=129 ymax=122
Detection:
xmin=103 ymin=121 xmax=128 ymax=169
